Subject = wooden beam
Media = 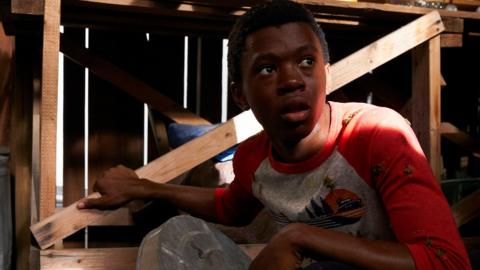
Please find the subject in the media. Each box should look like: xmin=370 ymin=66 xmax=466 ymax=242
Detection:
xmin=12 ymin=35 xmax=40 ymax=270
xmin=442 ymin=17 xmax=464 ymax=33
xmin=452 ymin=189 xmax=480 ymax=227
xmin=65 ymin=0 xmax=480 ymax=20
xmin=441 ymin=122 xmax=480 ymax=158
xmin=328 ymin=11 xmax=444 ymax=94
xmin=411 ymin=35 xmax=442 ymax=180
xmin=0 ymin=24 xmax=13 ymax=147
xmin=53 ymin=207 xmax=134 ymax=226
xmin=60 ymin=34 xmax=210 ymax=125
xmin=441 ymin=33 xmax=463 ymax=48
xmin=31 ymin=110 xmax=263 ymax=249
xmin=39 ymin=0 xmax=61 ymax=221
xmin=11 ymin=0 xmax=44 ymax=15
xmin=31 ymin=11 xmax=445 ymax=249
xmin=40 ymin=247 xmax=138 ymax=269
xmin=40 ymin=244 xmax=264 ymax=269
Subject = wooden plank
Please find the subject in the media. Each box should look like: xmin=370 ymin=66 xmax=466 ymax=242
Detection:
xmin=327 ymin=11 xmax=444 ymax=94
xmin=40 ymin=247 xmax=138 ymax=269
xmin=40 ymin=243 xmax=264 ymax=269
xmin=30 ymin=110 xmax=263 ymax=249
xmin=0 ymin=24 xmax=13 ymax=148
xmin=62 ymin=27 xmax=86 ymax=207
xmin=441 ymin=33 xmax=463 ymax=48
xmin=441 ymin=122 xmax=480 ymax=158
xmin=452 ymin=189 xmax=480 ymax=227
xmin=11 ymin=0 xmax=44 ymax=15
xmin=31 ymin=12 xmax=445 ymax=249
xmin=54 ymin=207 xmax=134 ymax=226
xmin=39 ymin=0 xmax=61 ymax=220
xmin=87 ymin=29 xmax=141 ymax=186
xmin=298 ymin=0 xmax=480 ymax=20
xmin=64 ymin=0 xmax=480 ymax=20
xmin=12 ymin=35 xmax=40 ymax=270
xmin=0 ymin=146 xmax=11 ymax=269
xmin=60 ymin=34 xmax=210 ymax=125
xmin=442 ymin=17 xmax=464 ymax=33
xmin=411 ymin=35 xmax=442 ymax=180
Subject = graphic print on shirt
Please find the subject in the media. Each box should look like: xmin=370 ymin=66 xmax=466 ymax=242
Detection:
xmin=252 ymin=149 xmax=394 ymax=240
xmin=304 ymin=175 xmax=365 ymax=228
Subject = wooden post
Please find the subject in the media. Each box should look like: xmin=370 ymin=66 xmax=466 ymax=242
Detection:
xmin=12 ymin=35 xmax=41 ymax=270
xmin=0 ymin=25 xmax=13 ymax=148
xmin=39 ymin=0 xmax=61 ymax=220
xmin=411 ymin=35 xmax=442 ymax=180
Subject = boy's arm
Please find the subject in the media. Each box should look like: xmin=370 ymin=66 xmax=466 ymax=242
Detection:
xmin=77 ymin=165 xmax=218 ymax=222
xmin=333 ymin=107 xmax=470 ymax=270
xmin=250 ymin=223 xmax=415 ymax=270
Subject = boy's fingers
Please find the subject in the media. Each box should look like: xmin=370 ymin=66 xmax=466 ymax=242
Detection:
xmin=77 ymin=197 xmax=109 ymax=210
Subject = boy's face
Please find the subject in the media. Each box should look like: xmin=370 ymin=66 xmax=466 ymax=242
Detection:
xmin=233 ymin=22 xmax=329 ymax=142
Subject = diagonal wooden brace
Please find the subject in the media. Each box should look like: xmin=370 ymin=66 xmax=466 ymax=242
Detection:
xmin=60 ymin=34 xmax=210 ymax=125
xmin=30 ymin=11 xmax=444 ymax=250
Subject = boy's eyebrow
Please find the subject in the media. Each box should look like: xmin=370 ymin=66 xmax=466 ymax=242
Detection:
xmin=251 ymin=44 xmax=320 ymax=64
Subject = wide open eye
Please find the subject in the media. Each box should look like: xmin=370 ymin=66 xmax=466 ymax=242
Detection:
xmin=299 ymin=57 xmax=315 ymax=68
xmin=258 ymin=65 xmax=275 ymax=75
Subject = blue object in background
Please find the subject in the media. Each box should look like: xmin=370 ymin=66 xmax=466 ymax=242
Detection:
xmin=167 ymin=123 xmax=238 ymax=162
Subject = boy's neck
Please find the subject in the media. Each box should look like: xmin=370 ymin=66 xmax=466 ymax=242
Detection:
xmin=271 ymin=102 xmax=331 ymax=163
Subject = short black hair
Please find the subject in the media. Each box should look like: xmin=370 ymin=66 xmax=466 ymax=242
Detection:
xmin=227 ymin=0 xmax=330 ymax=84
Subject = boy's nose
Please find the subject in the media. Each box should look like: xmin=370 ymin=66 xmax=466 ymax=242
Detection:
xmin=277 ymin=66 xmax=305 ymax=94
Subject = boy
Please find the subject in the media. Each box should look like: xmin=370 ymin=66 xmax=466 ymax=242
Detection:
xmin=78 ymin=1 xmax=470 ymax=269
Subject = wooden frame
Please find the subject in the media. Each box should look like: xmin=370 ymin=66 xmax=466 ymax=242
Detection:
xmin=39 ymin=0 xmax=61 ymax=221
xmin=31 ymin=11 xmax=445 ymax=250
xmin=10 ymin=0 xmax=480 ymax=268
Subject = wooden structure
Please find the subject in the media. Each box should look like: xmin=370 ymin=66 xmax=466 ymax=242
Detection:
xmin=1 ymin=0 xmax=480 ymax=269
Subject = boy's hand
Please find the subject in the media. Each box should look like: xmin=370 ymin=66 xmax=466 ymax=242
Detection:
xmin=77 ymin=165 xmax=151 ymax=210
xmin=249 ymin=224 xmax=304 ymax=270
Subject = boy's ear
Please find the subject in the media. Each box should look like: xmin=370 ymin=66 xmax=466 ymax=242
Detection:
xmin=324 ymin=63 xmax=331 ymax=94
xmin=230 ymin=82 xmax=250 ymax=110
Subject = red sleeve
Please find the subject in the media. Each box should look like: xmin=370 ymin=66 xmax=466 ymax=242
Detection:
xmin=214 ymin=133 xmax=265 ymax=226
xmin=341 ymin=107 xmax=471 ymax=270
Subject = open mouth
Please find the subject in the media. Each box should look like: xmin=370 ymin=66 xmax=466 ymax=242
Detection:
xmin=280 ymin=101 xmax=310 ymax=123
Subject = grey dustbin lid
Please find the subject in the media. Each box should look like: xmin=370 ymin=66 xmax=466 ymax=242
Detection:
xmin=137 ymin=215 xmax=251 ymax=270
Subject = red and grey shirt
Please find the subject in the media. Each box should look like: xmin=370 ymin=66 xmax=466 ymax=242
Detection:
xmin=215 ymin=101 xmax=471 ymax=270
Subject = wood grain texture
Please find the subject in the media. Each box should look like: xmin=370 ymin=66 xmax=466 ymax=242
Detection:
xmin=411 ymin=35 xmax=442 ymax=180
xmin=0 ymin=24 xmax=13 ymax=147
xmin=440 ymin=33 xmax=463 ymax=48
xmin=328 ymin=11 xmax=444 ymax=94
xmin=64 ymin=0 xmax=480 ymax=20
xmin=11 ymin=0 xmax=44 ymax=15
xmin=39 ymin=0 xmax=61 ymax=220
xmin=39 ymin=244 xmax=264 ymax=269
xmin=12 ymin=35 xmax=41 ymax=270
xmin=40 ymin=247 xmax=138 ymax=269
xmin=30 ymin=110 xmax=262 ymax=249
xmin=31 ymin=12 xmax=445 ymax=249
